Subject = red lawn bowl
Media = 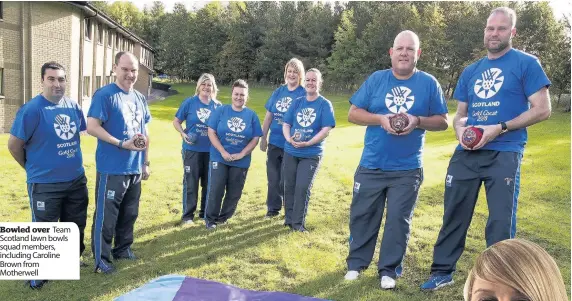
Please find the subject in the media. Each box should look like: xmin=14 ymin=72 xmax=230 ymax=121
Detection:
xmin=462 ymin=126 xmax=484 ymax=149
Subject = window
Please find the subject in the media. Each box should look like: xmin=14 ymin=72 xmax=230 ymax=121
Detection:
xmin=0 ymin=68 xmax=4 ymax=96
xmin=115 ymin=34 xmax=120 ymax=49
xmin=96 ymin=76 xmax=102 ymax=89
xmin=0 ymin=2 xmax=4 ymax=20
xmin=107 ymin=31 xmax=113 ymax=47
xmin=82 ymin=76 xmax=91 ymax=97
xmin=97 ymin=23 xmax=103 ymax=44
xmin=85 ymin=19 xmax=92 ymax=40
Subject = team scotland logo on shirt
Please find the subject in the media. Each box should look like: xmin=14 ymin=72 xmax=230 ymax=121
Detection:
xmin=385 ymin=86 xmax=415 ymax=113
xmin=123 ymin=102 xmax=142 ymax=129
xmin=474 ymin=68 xmax=504 ymax=99
xmin=53 ymin=114 xmax=77 ymax=140
xmin=276 ymin=97 xmax=292 ymax=113
xmin=297 ymin=108 xmax=316 ymax=127
xmin=197 ymin=108 xmax=211 ymax=124
xmin=227 ymin=117 xmax=246 ymax=133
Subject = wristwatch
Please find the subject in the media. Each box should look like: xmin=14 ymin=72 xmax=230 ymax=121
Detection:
xmin=498 ymin=121 xmax=508 ymax=134
xmin=144 ymin=161 xmax=151 ymax=167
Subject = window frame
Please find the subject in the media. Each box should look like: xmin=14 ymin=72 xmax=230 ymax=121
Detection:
xmin=0 ymin=68 xmax=4 ymax=96
xmin=85 ymin=18 xmax=92 ymax=40
xmin=97 ymin=23 xmax=103 ymax=45
xmin=82 ymin=76 xmax=91 ymax=97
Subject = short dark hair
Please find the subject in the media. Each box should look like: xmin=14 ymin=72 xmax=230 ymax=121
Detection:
xmin=232 ymin=79 xmax=248 ymax=91
xmin=114 ymin=51 xmax=138 ymax=65
xmin=41 ymin=61 xmax=66 ymax=80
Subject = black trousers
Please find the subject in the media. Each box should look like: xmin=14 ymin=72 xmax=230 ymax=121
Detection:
xmin=27 ymin=173 xmax=89 ymax=256
xmin=91 ymin=172 xmax=142 ymax=268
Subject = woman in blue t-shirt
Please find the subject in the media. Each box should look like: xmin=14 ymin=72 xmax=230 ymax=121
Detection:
xmin=173 ymin=73 xmax=221 ymax=224
xmin=205 ymin=79 xmax=263 ymax=230
xmin=282 ymin=68 xmax=336 ymax=232
xmin=260 ymin=58 xmax=306 ymax=218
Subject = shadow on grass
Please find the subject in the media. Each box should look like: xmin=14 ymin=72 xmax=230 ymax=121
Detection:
xmin=5 ymin=217 xmax=289 ymax=300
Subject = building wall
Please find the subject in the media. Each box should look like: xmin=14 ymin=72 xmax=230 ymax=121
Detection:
xmin=69 ymin=12 xmax=81 ymax=104
xmin=29 ymin=2 xmax=75 ymax=99
xmin=133 ymin=43 xmax=152 ymax=97
xmin=0 ymin=2 xmax=24 ymax=133
xmin=0 ymin=2 xmax=155 ymax=133
xmin=135 ymin=65 xmax=151 ymax=98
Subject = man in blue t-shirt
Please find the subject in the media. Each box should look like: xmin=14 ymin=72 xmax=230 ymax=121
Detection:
xmin=8 ymin=62 xmax=89 ymax=289
xmin=421 ymin=7 xmax=552 ymax=291
xmin=344 ymin=31 xmax=449 ymax=290
xmin=87 ymin=52 xmax=152 ymax=274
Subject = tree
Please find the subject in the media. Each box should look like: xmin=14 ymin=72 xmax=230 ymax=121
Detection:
xmin=106 ymin=1 xmax=144 ymax=34
xmin=327 ymin=9 xmax=364 ymax=90
xmin=293 ymin=2 xmax=337 ymax=72
xmin=188 ymin=2 xmax=227 ymax=80
xmin=254 ymin=2 xmax=300 ymax=84
xmin=215 ymin=2 xmax=258 ymax=83
xmin=160 ymin=3 xmax=192 ymax=80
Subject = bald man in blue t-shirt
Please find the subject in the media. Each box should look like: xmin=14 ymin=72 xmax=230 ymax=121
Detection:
xmin=87 ymin=52 xmax=152 ymax=274
xmin=421 ymin=7 xmax=552 ymax=291
xmin=344 ymin=31 xmax=449 ymax=290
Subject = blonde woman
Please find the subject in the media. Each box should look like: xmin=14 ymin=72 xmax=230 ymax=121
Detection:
xmin=173 ymin=73 xmax=221 ymax=224
xmin=282 ymin=69 xmax=335 ymax=232
xmin=260 ymin=58 xmax=306 ymax=218
xmin=464 ymin=239 xmax=568 ymax=301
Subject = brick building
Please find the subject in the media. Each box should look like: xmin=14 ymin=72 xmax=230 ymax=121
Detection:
xmin=0 ymin=1 xmax=155 ymax=133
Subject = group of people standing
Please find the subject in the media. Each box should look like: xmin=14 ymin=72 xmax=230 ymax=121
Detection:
xmin=6 ymin=6 xmax=565 ymax=300
xmin=174 ymin=58 xmax=335 ymax=232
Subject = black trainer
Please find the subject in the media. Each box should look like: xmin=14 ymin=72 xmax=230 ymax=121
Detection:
xmin=265 ymin=211 xmax=280 ymax=218
xmin=27 ymin=280 xmax=48 ymax=289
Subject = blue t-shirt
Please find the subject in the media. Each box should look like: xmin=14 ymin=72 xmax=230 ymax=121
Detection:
xmin=454 ymin=49 xmax=551 ymax=153
xmin=350 ymin=69 xmax=448 ymax=171
xmin=175 ymin=95 xmax=222 ymax=152
xmin=207 ymin=105 xmax=263 ymax=168
xmin=264 ymin=85 xmax=306 ymax=148
xmin=87 ymin=83 xmax=152 ymax=175
xmin=283 ymin=95 xmax=336 ymax=158
xmin=10 ymin=94 xmax=86 ymax=183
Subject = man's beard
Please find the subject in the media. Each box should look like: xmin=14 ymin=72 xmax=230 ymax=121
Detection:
xmin=486 ymin=39 xmax=510 ymax=53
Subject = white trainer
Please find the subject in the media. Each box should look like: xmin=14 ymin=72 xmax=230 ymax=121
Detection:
xmin=344 ymin=270 xmax=360 ymax=281
xmin=380 ymin=276 xmax=396 ymax=289
xmin=184 ymin=220 xmax=194 ymax=225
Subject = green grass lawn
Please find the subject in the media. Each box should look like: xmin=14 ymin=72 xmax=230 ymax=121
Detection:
xmin=0 ymin=83 xmax=569 ymax=301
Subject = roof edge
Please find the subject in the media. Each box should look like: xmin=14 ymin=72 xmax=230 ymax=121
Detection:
xmin=65 ymin=1 xmax=155 ymax=52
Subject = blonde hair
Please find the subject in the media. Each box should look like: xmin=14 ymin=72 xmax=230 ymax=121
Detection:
xmin=490 ymin=7 xmax=517 ymax=29
xmin=194 ymin=73 xmax=218 ymax=100
xmin=283 ymin=58 xmax=305 ymax=87
xmin=464 ymin=239 xmax=568 ymax=301
xmin=306 ymin=68 xmax=323 ymax=91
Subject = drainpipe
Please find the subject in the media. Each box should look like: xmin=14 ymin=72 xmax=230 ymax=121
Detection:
xmin=78 ymin=7 xmax=84 ymax=105
xmin=20 ymin=2 xmax=25 ymax=105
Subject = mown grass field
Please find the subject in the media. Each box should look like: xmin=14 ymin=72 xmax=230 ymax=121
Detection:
xmin=0 ymin=83 xmax=569 ymax=301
